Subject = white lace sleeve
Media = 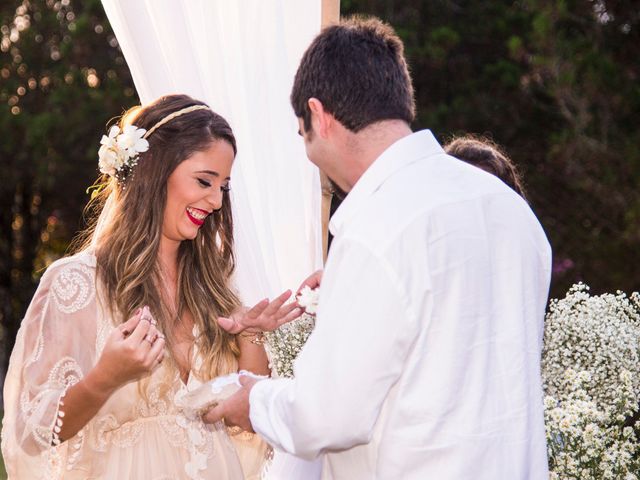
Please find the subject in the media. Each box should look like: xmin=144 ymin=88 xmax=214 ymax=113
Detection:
xmin=1 ymin=253 xmax=98 ymax=479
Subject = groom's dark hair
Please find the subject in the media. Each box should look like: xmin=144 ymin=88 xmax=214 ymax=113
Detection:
xmin=291 ymin=16 xmax=416 ymax=133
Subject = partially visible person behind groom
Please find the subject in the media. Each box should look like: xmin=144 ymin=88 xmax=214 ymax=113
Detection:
xmin=207 ymin=16 xmax=552 ymax=479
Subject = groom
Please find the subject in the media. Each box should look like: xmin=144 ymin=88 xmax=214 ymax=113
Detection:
xmin=209 ymin=17 xmax=552 ymax=479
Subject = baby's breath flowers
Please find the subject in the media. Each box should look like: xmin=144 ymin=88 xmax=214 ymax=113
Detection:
xmin=542 ymin=283 xmax=640 ymax=408
xmin=542 ymin=283 xmax=640 ymax=478
xmin=265 ymin=287 xmax=318 ymax=378
xmin=545 ymin=370 xmax=639 ymax=479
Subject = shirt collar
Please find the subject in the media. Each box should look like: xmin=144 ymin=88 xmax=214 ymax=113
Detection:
xmin=329 ymin=129 xmax=444 ymax=237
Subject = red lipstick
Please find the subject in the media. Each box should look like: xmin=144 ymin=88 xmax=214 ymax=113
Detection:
xmin=186 ymin=207 xmax=209 ymax=226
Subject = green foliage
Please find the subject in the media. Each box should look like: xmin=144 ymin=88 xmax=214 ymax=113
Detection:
xmin=0 ymin=0 xmax=137 ymax=365
xmin=342 ymin=0 xmax=640 ymax=298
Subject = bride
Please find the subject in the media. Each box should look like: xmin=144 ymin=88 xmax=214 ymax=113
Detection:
xmin=1 ymin=94 xmax=301 ymax=479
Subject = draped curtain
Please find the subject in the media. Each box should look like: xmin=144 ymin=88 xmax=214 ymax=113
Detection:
xmin=101 ymin=0 xmax=324 ymax=305
xmin=100 ymin=2 xmax=325 ymax=477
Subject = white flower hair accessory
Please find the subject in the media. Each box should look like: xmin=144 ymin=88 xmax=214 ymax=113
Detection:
xmin=98 ymin=125 xmax=149 ymax=180
xmin=97 ymin=104 xmax=211 ymax=182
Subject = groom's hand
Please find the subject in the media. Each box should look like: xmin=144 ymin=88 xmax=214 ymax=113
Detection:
xmin=296 ymin=269 xmax=323 ymax=294
xmin=202 ymin=376 xmax=259 ymax=432
xmin=217 ymin=290 xmax=302 ymax=334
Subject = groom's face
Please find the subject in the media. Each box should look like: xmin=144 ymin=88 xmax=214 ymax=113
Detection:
xmin=297 ymin=117 xmax=319 ymax=165
xmin=297 ymin=117 xmax=349 ymax=197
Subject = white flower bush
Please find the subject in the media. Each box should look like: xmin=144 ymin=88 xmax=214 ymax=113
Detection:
xmin=265 ymin=313 xmax=315 ymax=379
xmin=543 ymin=283 xmax=640 ymax=478
xmin=542 ymin=283 xmax=640 ymax=408
xmin=266 ymin=287 xmax=318 ymax=378
xmin=545 ymin=369 xmax=639 ymax=479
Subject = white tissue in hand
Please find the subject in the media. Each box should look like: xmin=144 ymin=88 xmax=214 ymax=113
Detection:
xmin=178 ymin=371 xmax=266 ymax=413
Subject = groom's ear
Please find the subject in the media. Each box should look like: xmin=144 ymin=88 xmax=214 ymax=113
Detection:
xmin=307 ymin=97 xmax=333 ymax=139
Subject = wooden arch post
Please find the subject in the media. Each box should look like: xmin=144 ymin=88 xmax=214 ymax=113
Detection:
xmin=320 ymin=0 xmax=340 ymax=262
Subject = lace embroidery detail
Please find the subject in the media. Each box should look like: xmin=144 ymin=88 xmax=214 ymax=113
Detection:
xmin=19 ymin=387 xmax=70 ymax=478
xmin=174 ymin=385 xmax=217 ymax=480
xmin=19 ymin=393 xmax=54 ymax=448
xmin=49 ymin=358 xmax=82 ymax=471
xmin=141 ymin=380 xmax=190 ymax=449
xmin=30 ymin=421 xmax=56 ymax=449
xmin=51 ymin=353 xmax=245 ymax=477
xmin=51 ymin=263 xmax=94 ymax=314
xmin=51 ymin=388 xmax=67 ymax=446
xmin=90 ymin=378 xmax=217 ymax=469
xmin=49 ymin=357 xmax=82 ymax=471
xmin=111 ymin=419 xmax=145 ymax=448
xmin=31 ymin=330 xmax=44 ymax=363
xmin=92 ymin=414 xmax=119 ymax=452
xmin=49 ymin=357 xmax=83 ymax=389
xmin=95 ymin=311 xmax=111 ymax=356
xmin=44 ymin=444 xmax=64 ymax=480
xmin=260 ymin=447 xmax=276 ymax=480
xmin=66 ymin=428 xmax=84 ymax=471
xmin=178 ymin=414 xmax=214 ymax=480
xmin=19 ymin=357 xmax=82 ymax=452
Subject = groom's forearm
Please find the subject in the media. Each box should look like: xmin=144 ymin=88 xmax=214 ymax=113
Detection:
xmin=249 ymin=375 xmax=379 ymax=459
xmin=248 ymin=378 xmax=313 ymax=455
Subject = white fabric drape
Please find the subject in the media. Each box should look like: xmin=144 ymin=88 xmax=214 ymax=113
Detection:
xmin=100 ymin=1 xmax=325 ymax=478
xmin=101 ymin=0 xmax=323 ymax=305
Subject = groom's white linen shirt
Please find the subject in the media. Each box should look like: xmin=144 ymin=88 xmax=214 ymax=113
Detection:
xmin=250 ymin=130 xmax=552 ymax=479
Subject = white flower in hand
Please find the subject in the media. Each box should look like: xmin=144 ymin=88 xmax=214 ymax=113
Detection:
xmin=116 ymin=125 xmax=149 ymax=157
xmin=297 ymin=285 xmax=319 ymax=315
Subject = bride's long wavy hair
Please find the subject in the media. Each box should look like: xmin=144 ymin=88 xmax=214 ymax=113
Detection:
xmin=75 ymin=94 xmax=240 ymax=381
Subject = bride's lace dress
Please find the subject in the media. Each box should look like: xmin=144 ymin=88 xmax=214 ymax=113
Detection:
xmin=1 ymin=251 xmax=267 ymax=479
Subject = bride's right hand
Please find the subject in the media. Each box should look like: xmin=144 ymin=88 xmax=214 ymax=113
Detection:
xmin=90 ymin=306 xmax=166 ymax=393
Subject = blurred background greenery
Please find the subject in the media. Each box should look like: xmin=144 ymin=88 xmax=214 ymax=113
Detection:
xmin=0 ymin=0 xmax=638 ymax=457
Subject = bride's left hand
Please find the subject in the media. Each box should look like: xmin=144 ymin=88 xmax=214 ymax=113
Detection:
xmin=217 ymin=290 xmax=303 ymax=334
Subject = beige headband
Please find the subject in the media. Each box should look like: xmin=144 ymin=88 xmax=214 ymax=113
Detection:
xmin=143 ymin=104 xmax=211 ymax=139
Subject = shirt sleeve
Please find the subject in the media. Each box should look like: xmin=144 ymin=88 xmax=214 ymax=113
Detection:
xmin=250 ymin=236 xmax=418 ymax=459
xmin=1 ymin=256 xmax=98 ymax=477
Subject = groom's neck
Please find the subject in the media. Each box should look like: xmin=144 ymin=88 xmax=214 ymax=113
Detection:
xmin=341 ymin=120 xmax=413 ymax=189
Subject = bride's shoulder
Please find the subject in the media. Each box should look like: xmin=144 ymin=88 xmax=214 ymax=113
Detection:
xmin=22 ymin=251 xmax=100 ymax=317
xmin=41 ymin=250 xmax=97 ymax=282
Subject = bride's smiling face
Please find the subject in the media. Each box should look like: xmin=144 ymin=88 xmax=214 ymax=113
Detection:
xmin=162 ymin=140 xmax=234 ymax=243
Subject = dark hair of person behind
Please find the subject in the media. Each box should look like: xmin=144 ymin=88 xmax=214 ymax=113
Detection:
xmin=291 ymin=16 xmax=416 ymax=133
xmin=444 ymin=135 xmax=527 ymax=200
